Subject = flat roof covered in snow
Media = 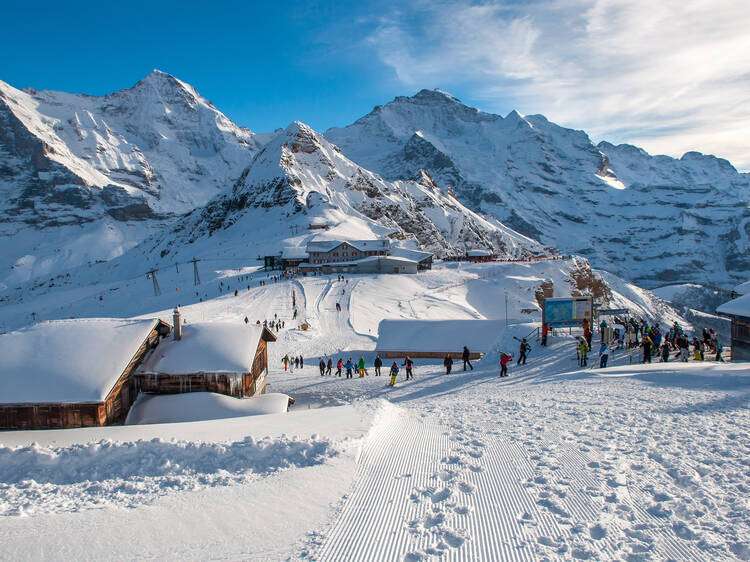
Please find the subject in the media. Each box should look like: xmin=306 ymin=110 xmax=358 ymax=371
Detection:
xmin=0 ymin=318 xmax=160 ymax=404
xmin=733 ymin=280 xmax=750 ymax=295
xmin=716 ymin=293 xmax=750 ymax=319
xmin=140 ymin=322 xmax=261 ymax=374
xmin=376 ymin=319 xmax=505 ymax=353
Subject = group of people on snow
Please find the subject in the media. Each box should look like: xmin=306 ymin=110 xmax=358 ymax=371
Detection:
xmin=281 ymin=354 xmax=304 ymax=372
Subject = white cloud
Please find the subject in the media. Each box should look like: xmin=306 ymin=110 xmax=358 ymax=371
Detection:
xmin=365 ymin=0 xmax=750 ymax=170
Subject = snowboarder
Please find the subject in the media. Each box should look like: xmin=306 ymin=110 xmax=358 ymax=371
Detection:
xmin=462 ymin=346 xmax=473 ymax=371
xmin=319 ymin=358 xmax=326 ymax=376
xmin=374 ymin=355 xmax=382 ymax=376
xmin=599 ymin=341 xmax=609 ymax=369
xmin=500 ymin=352 xmax=513 ymax=377
xmin=345 ymin=358 xmax=354 ymax=378
xmin=517 ymin=338 xmax=530 ymax=366
xmin=389 ymin=362 xmax=399 ymax=386
xmin=443 ymin=355 xmax=453 ymax=374
xmin=402 ymin=356 xmax=414 ymax=380
xmin=336 ymin=358 xmax=343 ymax=376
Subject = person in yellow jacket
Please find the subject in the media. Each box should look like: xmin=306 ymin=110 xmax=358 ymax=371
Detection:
xmin=578 ymin=338 xmax=589 ymax=367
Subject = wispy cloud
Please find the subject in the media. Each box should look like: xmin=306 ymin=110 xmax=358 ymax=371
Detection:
xmin=364 ymin=0 xmax=750 ymax=170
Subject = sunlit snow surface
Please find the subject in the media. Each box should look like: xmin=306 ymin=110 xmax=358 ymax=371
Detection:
xmin=0 ymin=261 xmax=747 ymax=560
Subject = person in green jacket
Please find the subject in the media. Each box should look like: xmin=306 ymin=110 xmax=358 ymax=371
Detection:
xmin=358 ymin=356 xmax=367 ymax=377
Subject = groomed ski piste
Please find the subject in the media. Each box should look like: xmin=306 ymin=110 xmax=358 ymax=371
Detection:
xmin=1 ymin=260 xmax=749 ymax=561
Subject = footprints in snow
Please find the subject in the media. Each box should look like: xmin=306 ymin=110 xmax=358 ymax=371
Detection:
xmin=403 ymin=430 xmax=485 ymax=560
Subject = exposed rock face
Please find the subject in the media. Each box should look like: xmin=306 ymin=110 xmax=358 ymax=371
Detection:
xmin=326 ymin=90 xmax=750 ymax=288
xmin=0 ymin=71 xmax=261 ymax=283
xmin=157 ymin=122 xmax=544 ymax=260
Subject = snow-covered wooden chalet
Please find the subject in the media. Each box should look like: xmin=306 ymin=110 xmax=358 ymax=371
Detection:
xmin=0 ymin=318 xmax=170 ymax=430
xmin=136 ymin=321 xmax=276 ymax=397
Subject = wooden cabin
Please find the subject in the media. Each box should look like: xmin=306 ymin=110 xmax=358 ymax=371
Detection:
xmin=136 ymin=323 xmax=277 ymax=397
xmin=0 ymin=318 xmax=171 ymax=430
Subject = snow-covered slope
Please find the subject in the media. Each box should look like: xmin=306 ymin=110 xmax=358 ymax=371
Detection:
xmin=145 ymin=121 xmax=545 ymax=264
xmin=326 ymin=89 xmax=750 ymax=288
xmin=0 ymin=70 xmax=260 ymax=285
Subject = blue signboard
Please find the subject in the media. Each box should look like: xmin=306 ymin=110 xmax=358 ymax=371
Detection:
xmin=543 ymin=297 xmax=593 ymax=327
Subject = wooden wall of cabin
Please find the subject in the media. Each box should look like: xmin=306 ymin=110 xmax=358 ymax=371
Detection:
xmin=0 ymin=403 xmax=102 ymax=430
xmin=243 ymin=339 xmax=268 ymax=396
xmin=136 ymin=373 xmax=245 ymax=397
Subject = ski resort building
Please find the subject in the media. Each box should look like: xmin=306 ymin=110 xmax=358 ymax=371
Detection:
xmin=136 ymin=321 xmax=277 ymax=397
xmin=375 ymin=319 xmax=505 ymax=359
xmin=717 ymin=293 xmax=750 ymax=361
xmin=0 ymin=318 xmax=170 ymax=430
xmin=390 ymin=247 xmax=434 ymax=271
xmin=306 ymin=239 xmax=390 ymax=264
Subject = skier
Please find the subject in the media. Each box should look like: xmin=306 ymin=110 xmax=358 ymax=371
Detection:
xmin=358 ymin=356 xmax=366 ymax=378
xmin=500 ymin=351 xmax=513 ymax=377
xmin=599 ymin=341 xmax=609 ymax=369
xmin=294 ymin=356 xmax=300 ymax=369
xmin=462 ymin=346 xmax=473 ymax=371
xmin=402 ymin=356 xmax=414 ymax=380
xmin=336 ymin=302 xmax=341 ymax=312
xmin=578 ymin=338 xmax=589 ymax=367
xmin=244 ymin=316 xmax=249 ymax=324
xmin=642 ymin=335 xmax=653 ymax=364
xmin=660 ymin=341 xmax=670 ymax=362
xmin=517 ymin=338 xmax=530 ymax=366
xmin=336 ymin=358 xmax=343 ymax=377
xmin=345 ymin=358 xmax=354 ymax=378
xmin=300 ymin=356 xmax=304 ymax=368
xmin=443 ymin=354 xmax=453 ymax=374
xmin=327 ymin=357 xmax=333 ymax=375
xmin=374 ymin=354 xmax=382 ymax=376
xmin=282 ymin=355 xmax=290 ymax=372
xmin=388 ymin=362 xmax=399 ymax=386
xmin=319 ymin=358 xmax=326 ymax=376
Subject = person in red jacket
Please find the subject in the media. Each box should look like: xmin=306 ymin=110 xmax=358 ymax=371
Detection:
xmin=336 ymin=358 xmax=343 ymax=377
xmin=500 ymin=352 xmax=513 ymax=377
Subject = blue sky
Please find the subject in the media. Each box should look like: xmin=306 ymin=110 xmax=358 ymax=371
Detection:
xmin=3 ymin=0 xmax=750 ymax=169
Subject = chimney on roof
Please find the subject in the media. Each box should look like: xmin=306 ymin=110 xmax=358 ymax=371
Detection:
xmin=173 ymin=307 xmax=182 ymax=340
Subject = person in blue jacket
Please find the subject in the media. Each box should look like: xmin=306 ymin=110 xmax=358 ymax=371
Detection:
xmin=345 ymin=358 xmax=354 ymax=378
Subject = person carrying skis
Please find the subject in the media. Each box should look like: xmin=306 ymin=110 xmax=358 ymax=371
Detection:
xmin=462 ymin=346 xmax=473 ymax=371
xmin=358 ymin=356 xmax=366 ymax=377
xmin=402 ymin=356 xmax=414 ymax=380
xmin=374 ymin=354 xmax=382 ymax=376
xmin=345 ymin=358 xmax=354 ymax=378
xmin=500 ymin=351 xmax=513 ymax=377
xmin=388 ymin=362 xmax=399 ymax=386
xmin=319 ymin=358 xmax=326 ymax=376
xmin=336 ymin=358 xmax=343 ymax=376
xmin=599 ymin=341 xmax=609 ymax=369
xmin=444 ymin=355 xmax=453 ymax=374
xmin=326 ymin=357 xmax=333 ymax=375
xmin=517 ymin=338 xmax=531 ymax=366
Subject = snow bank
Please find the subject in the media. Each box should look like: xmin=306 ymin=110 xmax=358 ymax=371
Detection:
xmin=0 ymin=318 xmax=159 ymax=404
xmin=126 ymin=392 xmax=290 ymax=425
xmin=140 ymin=322 xmax=260 ymax=374
xmin=376 ymin=319 xmax=505 ymax=354
xmin=0 ymin=433 xmax=336 ymax=516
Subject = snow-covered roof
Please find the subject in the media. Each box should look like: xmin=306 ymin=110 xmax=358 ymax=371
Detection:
xmin=306 ymin=238 xmax=390 ymax=253
xmin=303 ymin=255 xmax=418 ymax=268
xmin=716 ymin=293 xmax=750 ymax=318
xmin=390 ymin=247 xmax=434 ymax=262
xmin=733 ymin=280 xmax=750 ymax=295
xmin=281 ymin=246 xmax=309 ymax=259
xmin=0 ymin=318 xmax=160 ymax=404
xmin=140 ymin=322 xmax=265 ymax=374
xmin=376 ymin=319 xmax=505 ymax=353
